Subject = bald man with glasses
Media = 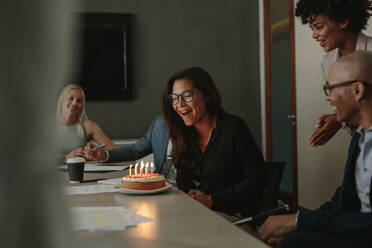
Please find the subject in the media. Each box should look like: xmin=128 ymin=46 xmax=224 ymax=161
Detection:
xmin=258 ymin=51 xmax=372 ymax=248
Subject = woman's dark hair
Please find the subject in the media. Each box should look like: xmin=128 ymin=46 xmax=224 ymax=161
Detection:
xmin=162 ymin=67 xmax=221 ymax=170
xmin=295 ymin=0 xmax=372 ymax=33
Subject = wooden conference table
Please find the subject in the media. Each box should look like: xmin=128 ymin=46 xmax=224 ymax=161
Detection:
xmin=62 ymin=162 xmax=268 ymax=248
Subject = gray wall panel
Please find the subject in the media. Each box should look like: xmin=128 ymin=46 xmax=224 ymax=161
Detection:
xmin=74 ymin=0 xmax=262 ymax=147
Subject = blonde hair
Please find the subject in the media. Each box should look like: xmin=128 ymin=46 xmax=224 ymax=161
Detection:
xmin=56 ymin=84 xmax=88 ymax=137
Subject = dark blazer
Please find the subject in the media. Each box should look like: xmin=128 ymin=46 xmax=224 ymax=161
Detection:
xmin=107 ymin=116 xmax=169 ymax=173
xmin=298 ymin=132 xmax=372 ymax=243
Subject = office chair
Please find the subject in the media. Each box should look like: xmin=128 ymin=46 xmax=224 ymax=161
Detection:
xmin=233 ymin=161 xmax=289 ymax=227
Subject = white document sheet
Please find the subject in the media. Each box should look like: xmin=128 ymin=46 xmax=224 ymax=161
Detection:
xmin=58 ymin=164 xmax=128 ymax=172
xmin=97 ymin=178 xmax=122 ymax=185
xmin=70 ymin=206 xmax=153 ymax=231
xmin=64 ymin=184 xmax=120 ymax=195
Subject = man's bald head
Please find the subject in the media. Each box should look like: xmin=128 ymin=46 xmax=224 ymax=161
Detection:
xmin=327 ymin=51 xmax=372 ymax=129
xmin=329 ymin=51 xmax=372 ymax=84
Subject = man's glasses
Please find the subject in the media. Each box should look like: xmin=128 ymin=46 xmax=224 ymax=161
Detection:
xmin=167 ymin=90 xmax=198 ymax=105
xmin=323 ymin=80 xmax=362 ymax=96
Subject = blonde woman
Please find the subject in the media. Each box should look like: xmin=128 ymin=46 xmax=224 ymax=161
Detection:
xmin=56 ymin=84 xmax=115 ymax=161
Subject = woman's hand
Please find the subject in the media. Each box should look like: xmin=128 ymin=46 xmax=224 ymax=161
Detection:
xmin=83 ymin=142 xmax=107 ymax=161
xmin=309 ymin=114 xmax=341 ymax=146
xmin=65 ymin=147 xmax=86 ymax=159
xmin=187 ymin=189 xmax=213 ymax=208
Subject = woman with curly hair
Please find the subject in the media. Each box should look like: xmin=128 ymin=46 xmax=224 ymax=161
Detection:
xmin=295 ymin=0 xmax=372 ymax=146
xmin=162 ymin=67 xmax=267 ymax=223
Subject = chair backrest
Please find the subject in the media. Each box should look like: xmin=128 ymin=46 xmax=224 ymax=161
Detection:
xmin=234 ymin=161 xmax=286 ymax=227
xmin=259 ymin=161 xmax=285 ymax=211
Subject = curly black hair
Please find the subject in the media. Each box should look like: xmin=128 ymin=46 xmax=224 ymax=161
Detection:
xmin=295 ymin=0 xmax=372 ymax=33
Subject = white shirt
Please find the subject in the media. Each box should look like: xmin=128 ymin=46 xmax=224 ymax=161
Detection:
xmin=355 ymin=126 xmax=372 ymax=212
xmin=321 ymin=33 xmax=372 ymax=80
xmin=163 ymin=140 xmax=177 ymax=185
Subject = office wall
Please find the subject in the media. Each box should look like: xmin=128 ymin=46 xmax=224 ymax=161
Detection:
xmin=73 ymin=0 xmax=263 ymax=147
xmin=294 ymin=0 xmax=372 ymax=208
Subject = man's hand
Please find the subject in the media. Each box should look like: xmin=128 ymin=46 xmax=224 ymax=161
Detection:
xmin=309 ymin=114 xmax=341 ymax=146
xmin=187 ymin=189 xmax=213 ymax=208
xmin=267 ymin=236 xmax=285 ymax=248
xmin=258 ymin=214 xmax=297 ymax=243
xmin=83 ymin=142 xmax=107 ymax=161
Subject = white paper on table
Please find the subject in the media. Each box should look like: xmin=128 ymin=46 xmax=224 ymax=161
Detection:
xmin=97 ymin=178 xmax=122 ymax=185
xmin=58 ymin=164 xmax=128 ymax=172
xmin=86 ymin=161 xmax=103 ymax=166
xmin=64 ymin=184 xmax=120 ymax=195
xmin=70 ymin=206 xmax=154 ymax=231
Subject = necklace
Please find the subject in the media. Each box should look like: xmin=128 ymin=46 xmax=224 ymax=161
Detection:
xmin=199 ymin=116 xmax=216 ymax=149
xmin=199 ymin=127 xmax=213 ymax=149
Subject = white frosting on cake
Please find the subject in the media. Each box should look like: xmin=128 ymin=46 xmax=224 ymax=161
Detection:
xmin=122 ymin=174 xmax=165 ymax=182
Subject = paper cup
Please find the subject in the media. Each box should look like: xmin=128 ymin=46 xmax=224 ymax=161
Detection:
xmin=66 ymin=157 xmax=86 ymax=183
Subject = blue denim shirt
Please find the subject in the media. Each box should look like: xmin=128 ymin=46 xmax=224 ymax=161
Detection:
xmin=355 ymin=126 xmax=372 ymax=212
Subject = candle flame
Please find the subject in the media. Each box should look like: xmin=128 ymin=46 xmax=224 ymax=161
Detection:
xmin=129 ymin=164 xmax=133 ymax=169
xmin=139 ymin=161 xmax=144 ymax=176
xmin=150 ymin=162 xmax=154 ymax=176
xmin=145 ymin=162 xmax=149 ymax=168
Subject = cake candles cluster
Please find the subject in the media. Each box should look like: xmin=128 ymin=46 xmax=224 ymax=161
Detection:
xmin=122 ymin=161 xmax=165 ymax=190
xmin=128 ymin=161 xmax=155 ymax=177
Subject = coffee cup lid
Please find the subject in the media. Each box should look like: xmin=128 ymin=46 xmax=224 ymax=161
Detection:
xmin=66 ymin=157 xmax=86 ymax=163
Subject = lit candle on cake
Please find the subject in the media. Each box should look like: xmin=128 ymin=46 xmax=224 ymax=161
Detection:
xmin=140 ymin=161 xmax=144 ymax=176
xmin=145 ymin=162 xmax=149 ymax=176
xmin=129 ymin=164 xmax=132 ymax=177
xmin=150 ymin=162 xmax=154 ymax=176
xmin=134 ymin=163 xmax=138 ymax=176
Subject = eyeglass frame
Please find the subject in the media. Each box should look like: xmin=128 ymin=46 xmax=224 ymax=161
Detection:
xmin=166 ymin=90 xmax=199 ymax=105
xmin=323 ymin=80 xmax=367 ymax=96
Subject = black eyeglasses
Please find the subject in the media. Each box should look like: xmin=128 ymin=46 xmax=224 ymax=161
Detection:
xmin=323 ymin=80 xmax=362 ymax=96
xmin=167 ymin=90 xmax=198 ymax=105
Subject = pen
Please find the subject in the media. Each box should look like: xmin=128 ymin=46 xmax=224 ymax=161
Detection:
xmin=95 ymin=144 xmax=106 ymax=149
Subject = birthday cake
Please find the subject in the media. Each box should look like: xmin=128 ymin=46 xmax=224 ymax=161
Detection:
xmin=121 ymin=173 xmax=166 ymax=190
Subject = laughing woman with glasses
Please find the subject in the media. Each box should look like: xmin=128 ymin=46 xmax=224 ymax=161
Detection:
xmin=162 ymin=67 xmax=267 ymax=223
